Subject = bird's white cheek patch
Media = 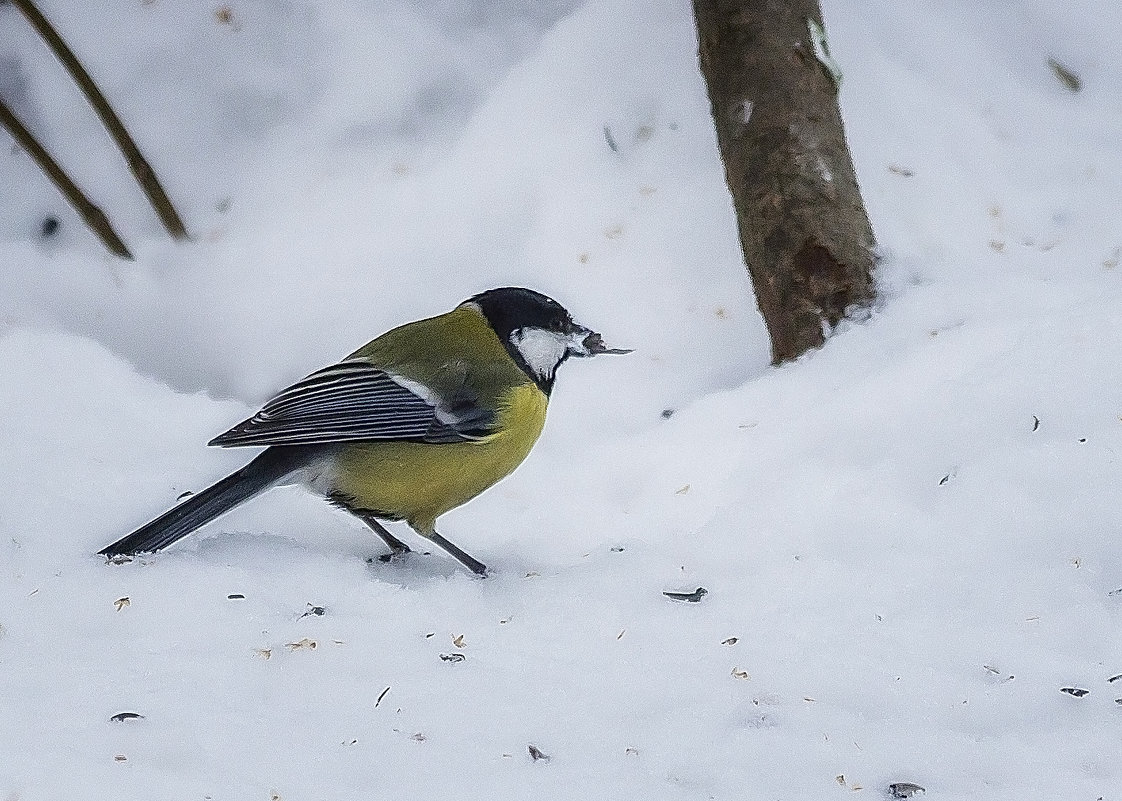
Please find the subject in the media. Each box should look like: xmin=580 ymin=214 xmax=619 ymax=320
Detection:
xmin=511 ymin=327 xmax=567 ymax=380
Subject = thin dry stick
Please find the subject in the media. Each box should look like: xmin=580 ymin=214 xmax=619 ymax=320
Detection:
xmin=11 ymin=0 xmax=189 ymax=240
xmin=0 ymin=94 xmax=134 ymax=259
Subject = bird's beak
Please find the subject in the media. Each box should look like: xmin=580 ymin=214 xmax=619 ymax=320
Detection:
xmin=571 ymin=328 xmax=633 ymax=357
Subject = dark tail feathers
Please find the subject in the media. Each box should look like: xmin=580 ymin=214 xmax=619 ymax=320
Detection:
xmin=99 ymin=449 xmax=303 ymax=557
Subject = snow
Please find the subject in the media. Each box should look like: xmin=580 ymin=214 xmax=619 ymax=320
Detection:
xmin=2 ymin=0 xmax=1122 ymax=798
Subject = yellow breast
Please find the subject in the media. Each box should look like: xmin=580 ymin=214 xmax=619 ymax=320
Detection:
xmin=329 ymin=382 xmax=548 ymax=533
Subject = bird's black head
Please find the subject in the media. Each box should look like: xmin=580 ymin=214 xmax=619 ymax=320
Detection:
xmin=463 ymin=287 xmax=630 ymax=394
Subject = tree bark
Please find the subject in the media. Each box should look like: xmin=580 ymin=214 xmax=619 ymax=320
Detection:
xmin=693 ymin=0 xmax=876 ymax=364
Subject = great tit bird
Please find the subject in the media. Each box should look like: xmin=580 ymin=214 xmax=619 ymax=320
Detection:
xmin=99 ymin=287 xmax=629 ymax=575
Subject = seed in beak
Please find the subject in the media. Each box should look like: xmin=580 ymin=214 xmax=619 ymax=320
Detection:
xmin=582 ymin=332 xmax=633 ymax=355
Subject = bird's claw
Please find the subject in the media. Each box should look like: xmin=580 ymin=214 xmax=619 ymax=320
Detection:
xmin=367 ymin=545 xmax=411 ymax=565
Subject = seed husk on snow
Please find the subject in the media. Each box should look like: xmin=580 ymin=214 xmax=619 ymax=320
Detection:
xmin=439 ymin=653 xmax=465 ymax=663
xmin=110 ymin=712 xmax=144 ymax=723
xmin=528 ymin=744 xmax=550 ymax=762
xmin=1060 ymin=687 xmax=1089 ymax=697
xmin=663 ymin=587 xmax=708 ymax=603
xmin=299 ymin=604 xmax=325 ymax=618
xmin=888 ymin=782 xmax=926 ymax=798
xmin=603 ymin=126 xmax=619 ymax=153
xmin=1047 ymin=57 xmax=1081 ymax=92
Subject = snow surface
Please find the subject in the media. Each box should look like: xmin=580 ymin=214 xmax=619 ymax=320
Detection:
xmin=2 ymin=0 xmax=1122 ymax=798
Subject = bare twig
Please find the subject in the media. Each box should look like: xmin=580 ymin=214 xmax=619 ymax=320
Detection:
xmin=11 ymin=0 xmax=189 ymax=240
xmin=0 ymin=94 xmax=133 ymax=259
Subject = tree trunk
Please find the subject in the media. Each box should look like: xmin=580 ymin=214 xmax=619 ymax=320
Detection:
xmin=693 ymin=0 xmax=876 ymax=364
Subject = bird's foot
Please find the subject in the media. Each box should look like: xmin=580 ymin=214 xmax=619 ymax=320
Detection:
xmin=367 ymin=544 xmax=411 ymax=565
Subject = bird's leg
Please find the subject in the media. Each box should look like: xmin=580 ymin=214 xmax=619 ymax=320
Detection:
xmin=419 ymin=528 xmax=488 ymax=576
xmin=350 ymin=510 xmax=412 ymax=562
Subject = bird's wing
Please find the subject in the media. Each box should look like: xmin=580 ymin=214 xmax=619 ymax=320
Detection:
xmin=208 ymin=360 xmax=494 ymax=448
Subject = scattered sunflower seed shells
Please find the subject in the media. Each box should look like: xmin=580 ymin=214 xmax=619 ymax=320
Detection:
xmin=888 ymin=782 xmax=926 ymax=798
xmin=1060 ymin=687 xmax=1089 ymax=697
xmin=439 ymin=653 xmax=465 ymax=663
